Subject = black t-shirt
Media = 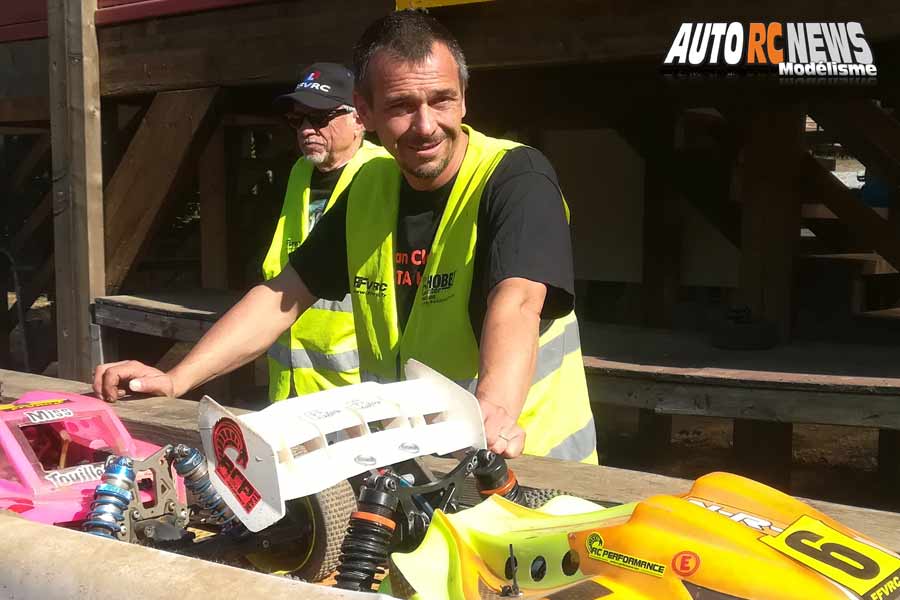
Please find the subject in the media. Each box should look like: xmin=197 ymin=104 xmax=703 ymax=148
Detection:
xmin=289 ymin=145 xmax=575 ymax=339
xmin=307 ymin=165 xmax=345 ymax=233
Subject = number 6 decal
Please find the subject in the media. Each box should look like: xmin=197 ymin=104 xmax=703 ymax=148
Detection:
xmin=784 ymin=530 xmax=880 ymax=579
xmin=763 ymin=515 xmax=900 ymax=598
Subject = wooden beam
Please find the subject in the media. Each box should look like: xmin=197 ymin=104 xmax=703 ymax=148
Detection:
xmin=222 ymin=114 xmax=282 ymax=128
xmin=796 ymin=152 xmax=900 ymax=272
xmin=641 ymin=113 xmax=681 ymax=327
xmin=11 ymin=192 xmax=51 ymax=254
xmin=8 ymin=134 xmax=50 ymax=193
xmin=98 ymin=0 xmax=391 ymax=97
xmin=616 ymin=106 xmax=741 ymax=248
xmin=0 ymin=96 xmax=49 ymax=124
xmin=6 ymin=255 xmax=53 ymax=330
xmin=0 ymin=260 xmax=9 ymax=367
xmin=584 ymin=366 xmax=900 ymax=429
xmin=737 ymin=107 xmax=806 ymax=342
xmin=637 ymin=112 xmax=679 ymax=460
xmin=94 ymin=1 xmax=900 ymax=96
xmin=199 ymin=125 xmax=228 ymax=289
xmin=104 ymin=88 xmax=219 ymax=292
xmin=733 ymin=419 xmax=792 ymax=490
xmin=48 ymin=0 xmax=105 ymax=382
xmin=0 ymin=126 xmax=50 ymax=136
xmin=809 ymin=100 xmax=900 ymax=191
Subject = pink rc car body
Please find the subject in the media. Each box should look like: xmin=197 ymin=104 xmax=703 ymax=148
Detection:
xmin=0 ymin=390 xmax=176 ymax=527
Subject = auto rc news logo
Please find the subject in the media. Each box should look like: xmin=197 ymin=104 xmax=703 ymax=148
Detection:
xmin=662 ymin=22 xmax=877 ymax=79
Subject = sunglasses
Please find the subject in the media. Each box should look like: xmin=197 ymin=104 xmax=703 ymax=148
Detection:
xmin=285 ymin=108 xmax=353 ymax=130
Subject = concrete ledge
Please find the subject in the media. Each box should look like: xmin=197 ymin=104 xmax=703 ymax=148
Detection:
xmin=0 ymin=512 xmax=386 ymax=599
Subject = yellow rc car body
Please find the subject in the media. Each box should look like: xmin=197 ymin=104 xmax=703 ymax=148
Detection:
xmin=382 ymin=472 xmax=900 ymax=600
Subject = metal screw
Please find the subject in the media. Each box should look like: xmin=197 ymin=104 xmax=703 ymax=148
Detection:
xmin=131 ymin=509 xmax=141 ymax=520
xmin=143 ymin=525 xmax=155 ymax=538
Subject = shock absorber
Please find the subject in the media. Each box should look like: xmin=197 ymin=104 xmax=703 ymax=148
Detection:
xmin=474 ymin=450 xmax=523 ymax=503
xmin=335 ymin=473 xmax=400 ymax=592
xmin=83 ymin=456 xmax=136 ymax=539
xmin=170 ymin=444 xmax=245 ymax=537
xmin=475 ymin=450 xmax=562 ymax=509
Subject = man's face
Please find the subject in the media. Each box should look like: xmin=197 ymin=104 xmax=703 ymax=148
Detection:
xmin=355 ymin=42 xmax=467 ymax=190
xmin=289 ymin=106 xmax=361 ymax=168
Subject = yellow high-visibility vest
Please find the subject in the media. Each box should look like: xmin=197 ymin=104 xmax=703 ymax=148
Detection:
xmin=345 ymin=126 xmax=597 ymax=463
xmin=262 ymin=141 xmax=386 ymax=400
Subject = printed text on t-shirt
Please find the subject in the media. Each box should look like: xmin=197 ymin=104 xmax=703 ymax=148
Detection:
xmin=395 ymin=249 xmax=428 ymax=287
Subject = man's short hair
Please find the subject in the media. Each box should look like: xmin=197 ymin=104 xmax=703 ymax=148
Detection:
xmin=353 ymin=10 xmax=469 ymax=103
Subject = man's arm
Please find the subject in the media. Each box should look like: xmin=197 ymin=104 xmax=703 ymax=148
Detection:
xmin=93 ymin=265 xmax=316 ymax=402
xmin=475 ymin=277 xmax=547 ymax=458
xmin=472 ymin=147 xmax=577 ymax=458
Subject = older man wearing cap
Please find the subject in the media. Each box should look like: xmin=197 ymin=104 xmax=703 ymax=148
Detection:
xmin=262 ymin=62 xmax=386 ymax=400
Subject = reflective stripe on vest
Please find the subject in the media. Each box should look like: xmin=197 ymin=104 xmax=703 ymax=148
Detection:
xmin=262 ymin=142 xmax=387 ymax=400
xmin=267 ymin=344 xmax=360 ymax=373
xmin=347 ymin=126 xmax=597 ymax=464
xmin=546 ymin=418 xmax=597 ymax=463
xmin=311 ymin=296 xmax=354 ymax=313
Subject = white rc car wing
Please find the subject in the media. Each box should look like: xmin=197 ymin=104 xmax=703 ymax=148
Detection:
xmin=198 ymin=359 xmax=486 ymax=532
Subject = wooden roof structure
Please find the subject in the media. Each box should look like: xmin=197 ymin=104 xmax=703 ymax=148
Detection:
xmin=0 ymin=0 xmax=899 ymax=383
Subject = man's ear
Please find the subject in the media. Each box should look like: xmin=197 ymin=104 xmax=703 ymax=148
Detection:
xmin=353 ymin=91 xmax=375 ymax=132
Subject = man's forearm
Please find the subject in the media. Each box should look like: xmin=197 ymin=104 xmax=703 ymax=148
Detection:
xmin=475 ymin=278 xmax=545 ymax=418
xmin=168 ymin=266 xmax=315 ymax=396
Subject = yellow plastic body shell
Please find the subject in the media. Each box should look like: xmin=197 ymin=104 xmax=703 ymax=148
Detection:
xmin=383 ymin=471 xmax=898 ymax=599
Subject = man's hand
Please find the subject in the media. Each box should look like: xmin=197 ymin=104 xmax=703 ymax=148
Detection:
xmin=480 ymin=399 xmax=526 ymax=458
xmin=93 ymin=361 xmax=176 ymax=403
xmin=91 ymin=266 xmax=315 ymax=404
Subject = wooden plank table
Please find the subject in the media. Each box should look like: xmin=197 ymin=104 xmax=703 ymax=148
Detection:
xmin=581 ymin=323 xmax=900 ymax=485
xmin=92 ymin=291 xmax=245 ymax=401
xmin=3 ymin=367 xmax=900 ymax=549
xmin=93 ymin=291 xmax=242 ymax=344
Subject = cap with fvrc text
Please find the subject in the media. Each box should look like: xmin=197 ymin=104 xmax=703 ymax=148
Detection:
xmin=273 ymin=62 xmax=355 ymax=112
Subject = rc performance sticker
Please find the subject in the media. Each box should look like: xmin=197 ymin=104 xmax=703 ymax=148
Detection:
xmin=586 ymin=532 xmax=667 ymax=578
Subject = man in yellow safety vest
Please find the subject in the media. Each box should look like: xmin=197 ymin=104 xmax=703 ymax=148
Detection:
xmin=94 ymin=11 xmax=597 ymax=464
xmin=264 ymin=63 xmax=385 ymax=400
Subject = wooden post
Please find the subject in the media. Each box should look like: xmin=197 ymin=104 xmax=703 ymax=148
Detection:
xmin=737 ymin=107 xmax=805 ymax=341
xmin=732 ymin=106 xmax=805 ymax=491
xmin=197 ymin=124 xmax=232 ymax=401
xmin=48 ymin=0 xmax=105 ymax=381
xmin=0 ymin=258 xmax=10 ymax=368
xmin=641 ymin=116 xmax=681 ymax=328
xmin=199 ymin=125 xmax=228 ymax=289
xmin=733 ymin=419 xmax=793 ymax=491
xmin=637 ymin=114 xmax=680 ymax=461
xmin=878 ymin=430 xmax=900 ymax=497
